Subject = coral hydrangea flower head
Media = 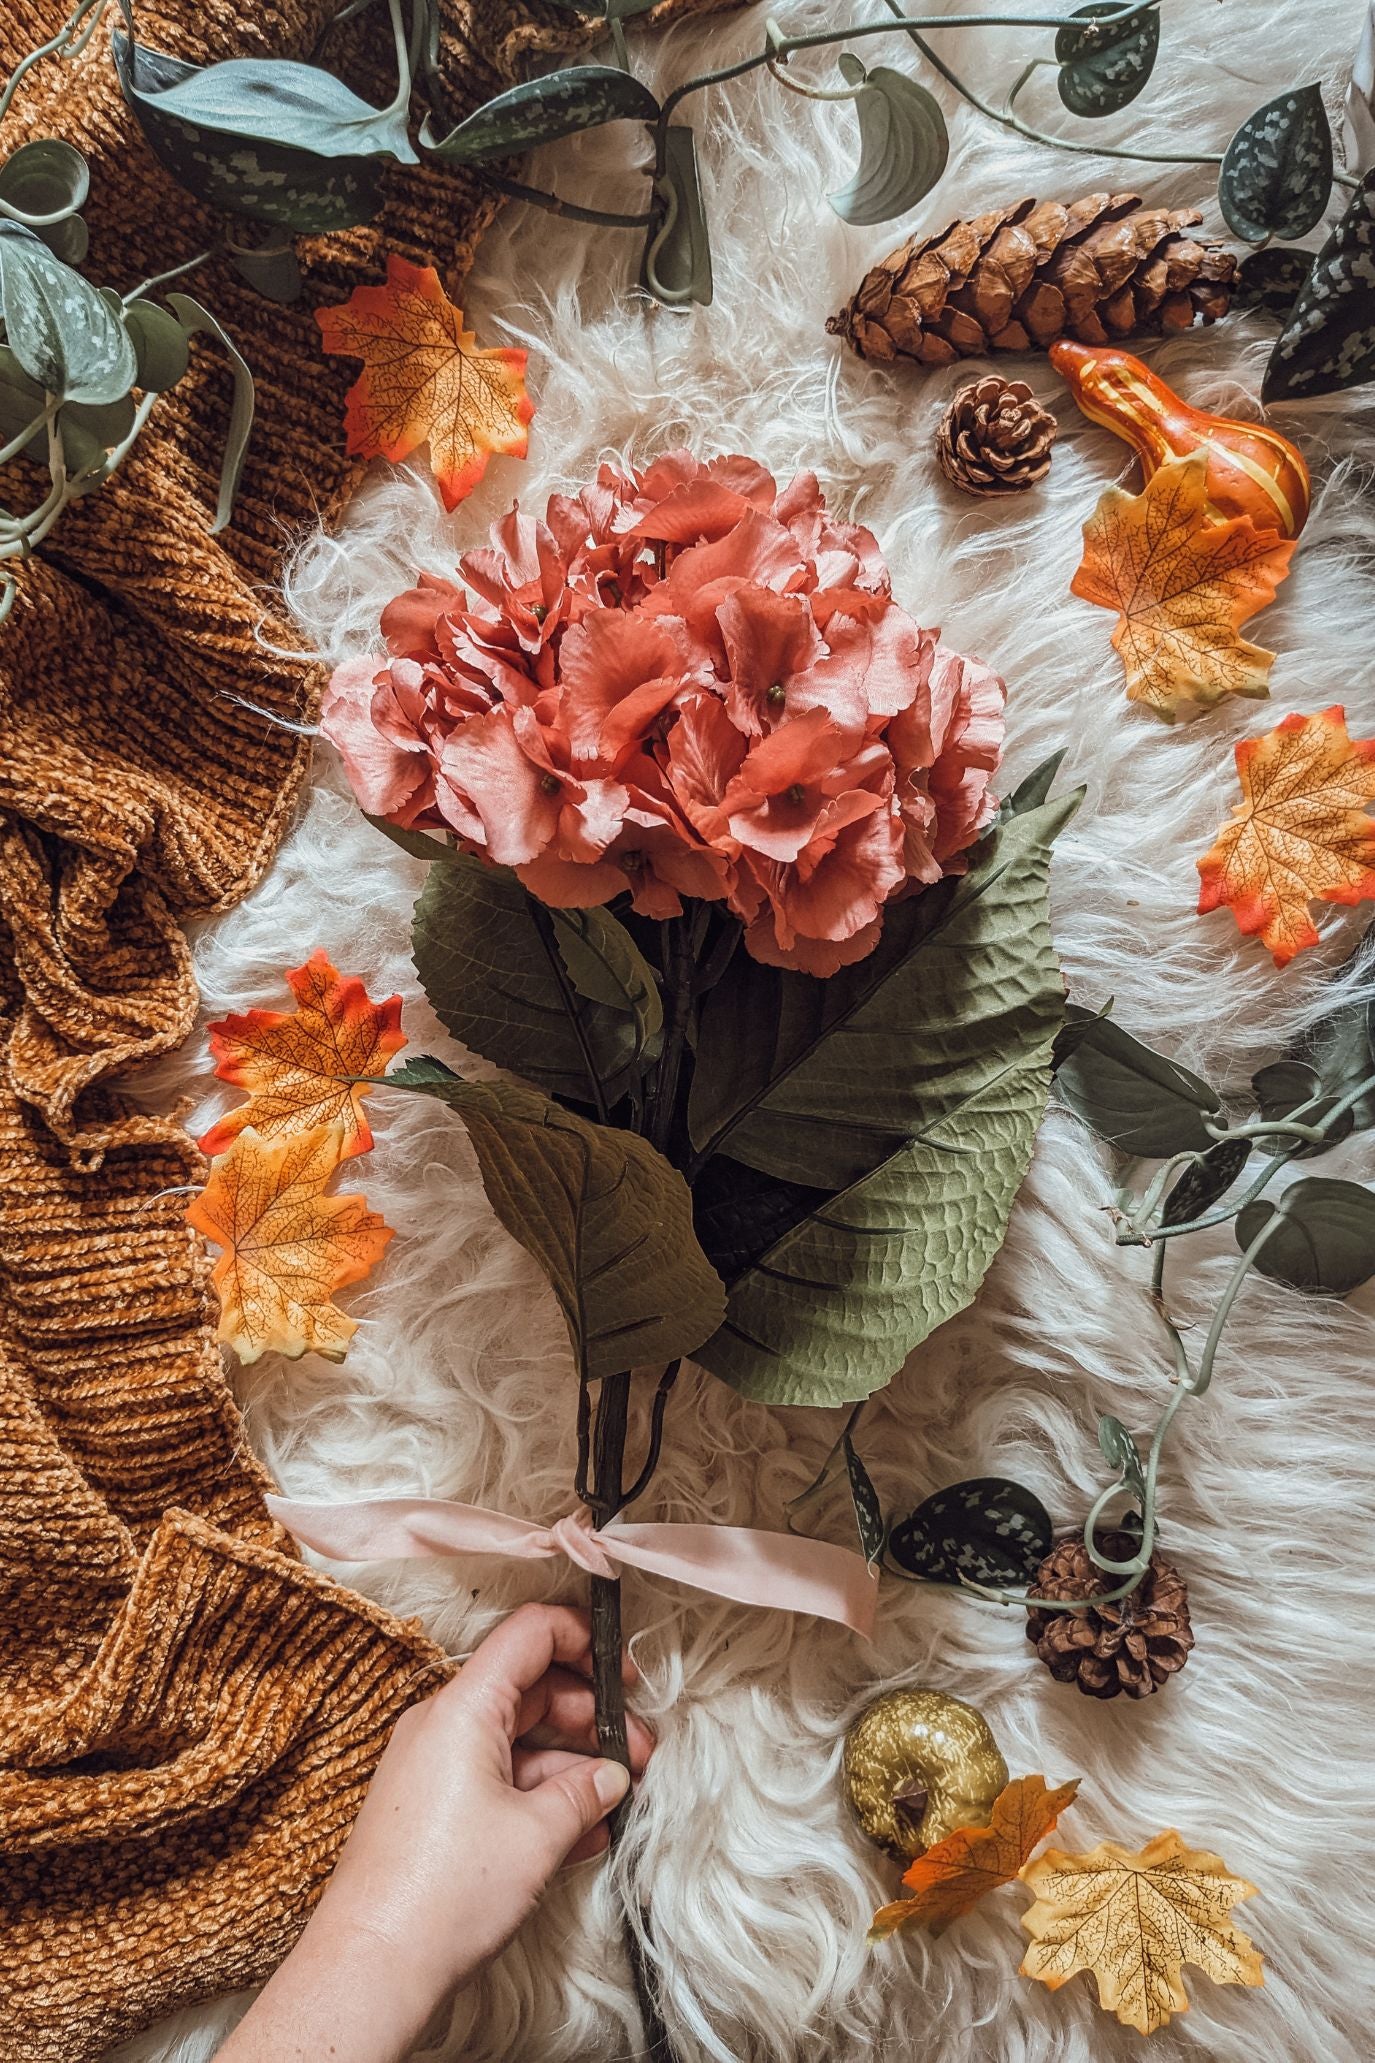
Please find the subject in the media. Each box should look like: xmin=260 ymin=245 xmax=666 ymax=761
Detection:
xmin=320 ymin=450 xmax=1007 ymax=972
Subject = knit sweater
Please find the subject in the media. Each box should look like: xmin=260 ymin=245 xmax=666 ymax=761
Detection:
xmin=0 ymin=3 xmax=716 ymax=2056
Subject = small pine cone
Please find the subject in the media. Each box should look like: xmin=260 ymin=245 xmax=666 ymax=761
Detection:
xmin=828 ymin=192 xmax=1235 ymax=369
xmin=1026 ymin=1531 xmax=1194 ymax=1700
xmin=936 ymin=375 xmax=1056 ymax=496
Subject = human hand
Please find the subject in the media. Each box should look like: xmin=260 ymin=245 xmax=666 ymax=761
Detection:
xmin=217 ymin=1602 xmax=653 ymax=2063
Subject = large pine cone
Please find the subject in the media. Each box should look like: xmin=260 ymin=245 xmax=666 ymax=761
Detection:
xmin=828 ymin=192 xmax=1235 ymax=369
xmin=1026 ymin=1532 xmax=1194 ymax=1700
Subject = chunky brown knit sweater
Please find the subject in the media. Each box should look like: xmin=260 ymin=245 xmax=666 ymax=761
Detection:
xmin=0 ymin=3 xmax=721 ymax=2057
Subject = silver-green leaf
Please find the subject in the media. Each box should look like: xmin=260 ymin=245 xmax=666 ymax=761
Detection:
xmin=0 ymin=138 xmax=89 ymax=229
xmin=828 ymin=63 xmax=948 ymax=227
xmin=123 ymin=298 xmax=191 ymax=392
xmin=1219 ymin=85 xmax=1333 ymax=245
xmin=383 ymin=1059 xmax=726 ymax=1379
xmin=1055 ymin=2 xmax=1159 ymax=119
xmin=0 ymin=223 xmax=136 ymax=404
xmin=640 ymin=125 xmax=712 ymax=308
xmin=1263 ymin=169 xmax=1375 ymax=401
xmin=1237 ymin=1175 xmax=1375 ymax=1295
xmin=422 ymin=64 xmax=658 ymax=163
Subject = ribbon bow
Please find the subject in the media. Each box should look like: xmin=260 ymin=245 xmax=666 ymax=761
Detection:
xmin=266 ymin=1494 xmax=876 ymax=1638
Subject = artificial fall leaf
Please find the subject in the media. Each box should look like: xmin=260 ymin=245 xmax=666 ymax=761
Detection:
xmin=869 ymin=1775 xmax=1080 ymax=1941
xmin=1071 ymin=450 xmax=1295 ymax=722
xmin=1197 ymin=706 xmax=1375 ymax=966
xmin=187 ymin=1122 xmax=393 ymax=1365
xmin=1019 ymin=1828 xmax=1263 ymax=2035
xmin=315 ymin=252 xmax=534 ymax=511
xmin=199 ymin=949 xmax=405 ymax=1162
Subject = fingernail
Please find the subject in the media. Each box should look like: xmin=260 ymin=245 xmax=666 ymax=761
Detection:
xmin=593 ymin=1759 xmax=631 ymax=1810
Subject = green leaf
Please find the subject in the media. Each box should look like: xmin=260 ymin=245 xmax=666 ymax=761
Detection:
xmin=640 ymin=125 xmax=712 ymax=308
xmin=132 ymin=52 xmax=415 ymax=161
xmin=0 ymin=223 xmax=137 ymax=404
xmin=1055 ymin=2 xmax=1160 ymax=119
xmin=57 ymin=393 xmax=136 ymax=479
xmin=421 ymin=64 xmax=658 ymax=163
xmin=845 ymin=1436 xmax=886 ymax=1565
xmin=0 ymin=138 xmax=89 ymax=228
xmin=1236 ymin=245 xmax=1315 ymax=322
xmin=383 ymin=1058 xmax=725 ymax=1378
xmin=1219 ymin=85 xmax=1333 ymax=245
xmin=35 ymin=214 xmax=88 ymax=266
xmin=0 ymin=343 xmax=47 ymax=444
xmin=694 ymin=793 xmax=1078 ymax=1405
xmin=1055 ymin=1014 xmax=1224 ymax=1157
xmin=123 ymin=298 xmax=190 ymax=392
xmin=115 ymin=34 xmax=391 ymax=233
xmin=227 ymin=237 xmax=303 ymax=305
xmin=1252 ymin=1058 xmax=1354 ymax=1156
xmin=165 ymin=294 xmax=253 ymax=532
xmin=886 ymin=1477 xmax=1052 ymax=1587
xmin=828 ymin=63 xmax=949 ymax=227
xmin=1159 ymin=1137 xmax=1252 ymax=1225
xmin=1002 ymin=749 xmax=1068 ymax=820
xmin=1237 ymin=1176 xmax=1375 ymax=1295
xmin=1097 ymin=1415 xmax=1147 ymax=1504
xmin=690 ymin=791 xmax=1081 ymax=1190
xmin=1264 ymin=169 xmax=1375 ymax=401
xmin=553 ymin=906 xmax=664 ymax=1068
xmin=410 ymin=852 xmax=643 ymax=1109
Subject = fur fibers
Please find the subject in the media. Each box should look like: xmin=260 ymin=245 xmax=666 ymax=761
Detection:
xmin=121 ymin=3 xmax=1375 ymax=2059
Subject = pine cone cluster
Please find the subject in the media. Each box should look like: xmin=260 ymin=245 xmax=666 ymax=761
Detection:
xmin=828 ymin=192 xmax=1235 ymax=369
xmin=936 ymin=375 xmax=1056 ymax=495
xmin=1025 ymin=1532 xmax=1194 ymax=1700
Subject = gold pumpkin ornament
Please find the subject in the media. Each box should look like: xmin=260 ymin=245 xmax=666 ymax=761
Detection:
xmin=842 ymin=1688 xmax=1009 ymax=1860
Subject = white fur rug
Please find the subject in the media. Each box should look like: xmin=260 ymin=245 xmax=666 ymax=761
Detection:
xmin=121 ymin=3 xmax=1375 ymax=2059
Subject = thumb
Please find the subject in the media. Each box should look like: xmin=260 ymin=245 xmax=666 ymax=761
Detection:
xmin=526 ymin=1756 xmax=631 ymax=1865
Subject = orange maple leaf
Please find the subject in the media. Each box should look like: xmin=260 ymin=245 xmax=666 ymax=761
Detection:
xmin=316 ymin=252 xmax=534 ymax=511
xmin=199 ymin=950 xmax=405 ymax=1162
xmin=187 ymin=1122 xmax=393 ymax=1364
xmin=1197 ymin=706 xmax=1375 ymax=967
xmin=1071 ymin=451 xmax=1295 ymax=722
xmin=869 ymin=1774 xmax=1080 ymax=1941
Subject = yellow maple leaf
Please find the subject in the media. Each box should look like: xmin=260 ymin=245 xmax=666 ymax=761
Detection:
xmin=1197 ymin=706 xmax=1375 ymax=966
xmin=1019 ymin=1828 xmax=1263 ymax=2034
xmin=316 ymin=252 xmax=534 ymax=511
xmin=199 ymin=949 xmax=405 ymax=1162
xmin=870 ymin=1775 xmax=1080 ymax=1941
xmin=187 ymin=1122 xmax=393 ymax=1365
xmin=1071 ymin=450 xmax=1295 ymax=722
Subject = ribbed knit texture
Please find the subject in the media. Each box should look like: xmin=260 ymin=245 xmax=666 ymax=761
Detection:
xmin=0 ymin=2 xmax=725 ymax=2055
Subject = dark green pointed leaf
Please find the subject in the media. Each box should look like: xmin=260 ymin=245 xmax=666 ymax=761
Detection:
xmin=641 ymin=125 xmax=712 ymax=308
xmin=0 ymin=223 xmax=137 ymax=405
xmin=1055 ymin=1015 xmax=1224 ymax=1157
xmin=1252 ymin=1058 xmax=1354 ymax=1156
xmin=1276 ymin=923 xmax=1375 ymax=1129
xmin=382 ymin=1058 xmax=725 ymax=1378
xmin=1236 ymin=246 xmax=1315 ymax=322
xmin=1237 ymin=1175 xmax=1375 ymax=1294
xmin=887 ymin=1477 xmax=1052 ymax=1587
xmin=553 ymin=906 xmax=663 ymax=1068
xmin=421 ymin=64 xmax=658 ymax=163
xmin=410 ymin=852 xmax=642 ymax=1108
xmin=59 ymin=392 xmax=137 ymax=470
xmin=227 ymin=236 xmax=303 ymax=305
xmin=1219 ymin=85 xmax=1333 ymax=245
xmin=115 ymin=34 xmax=390 ymax=233
xmin=0 ymin=344 xmax=47 ymax=444
xmin=36 ymin=214 xmax=87 ymax=266
xmin=845 ymin=1437 xmax=886 ymax=1565
xmin=123 ymin=298 xmax=190 ymax=392
xmin=166 ymin=294 xmax=253 ymax=533
xmin=0 ymin=138 xmax=89 ymax=227
xmin=1264 ymin=169 xmax=1375 ymax=400
xmin=1097 ymin=1414 xmax=1147 ymax=1504
xmin=1003 ymin=749 xmax=1068 ymax=820
xmin=828 ymin=63 xmax=948 ymax=226
xmin=1055 ymin=2 xmax=1159 ymax=118
xmin=694 ymin=793 xmax=1077 ymax=1405
xmin=1159 ymin=1137 xmax=1252 ymax=1225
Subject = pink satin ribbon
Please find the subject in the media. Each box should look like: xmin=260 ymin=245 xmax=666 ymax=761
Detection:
xmin=266 ymin=1494 xmax=876 ymax=1638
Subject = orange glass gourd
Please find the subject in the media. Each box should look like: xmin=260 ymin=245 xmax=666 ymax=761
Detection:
xmin=1050 ymin=340 xmax=1310 ymax=540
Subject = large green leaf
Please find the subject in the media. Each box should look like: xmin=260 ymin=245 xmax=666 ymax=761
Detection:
xmin=689 ymin=790 xmax=1080 ymax=1189
xmin=115 ymin=34 xmax=391 ymax=233
xmin=422 ymin=65 xmax=658 ymax=163
xmin=410 ymin=852 xmax=644 ymax=1109
xmin=828 ymin=61 xmax=949 ymax=227
xmin=693 ymin=792 xmax=1078 ymax=1405
xmin=1219 ymin=85 xmax=1332 ymax=245
xmin=0 ymin=224 xmax=136 ymax=404
xmin=1055 ymin=1 xmax=1159 ymax=117
xmin=384 ymin=1059 xmax=725 ymax=1378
